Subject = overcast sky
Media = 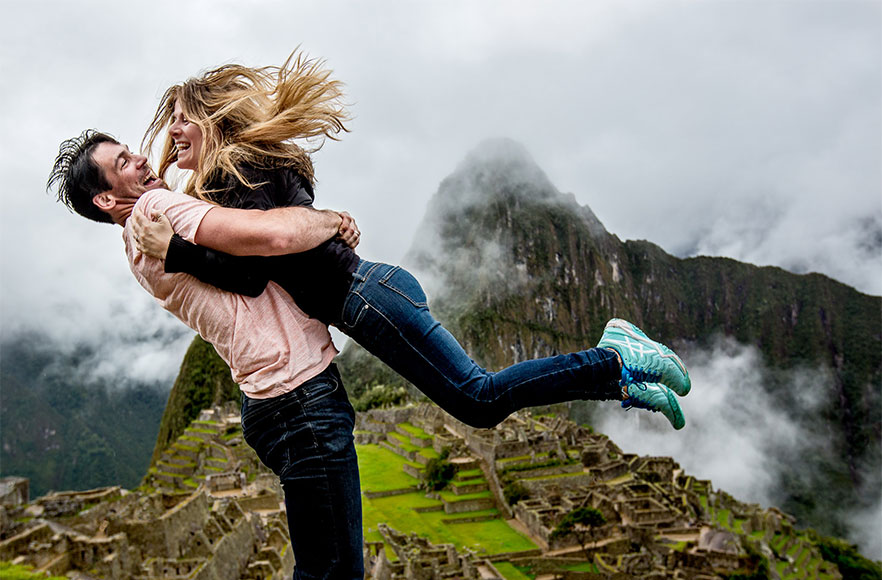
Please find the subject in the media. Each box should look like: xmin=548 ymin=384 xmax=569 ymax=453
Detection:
xmin=2 ymin=0 xmax=879 ymax=346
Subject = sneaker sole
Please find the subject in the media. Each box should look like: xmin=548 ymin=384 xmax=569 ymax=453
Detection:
xmin=660 ymin=384 xmax=686 ymax=430
xmin=624 ymin=383 xmax=686 ymax=430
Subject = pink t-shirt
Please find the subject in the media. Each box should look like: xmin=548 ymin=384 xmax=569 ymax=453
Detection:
xmin=124 ymin=189 xmax=338 ymax=399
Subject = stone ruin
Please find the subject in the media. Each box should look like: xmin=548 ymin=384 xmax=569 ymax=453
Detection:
xmin=356 ymin=403 xmax=843 ymax=579
xmin=2 ymin=402 xmax=844 ymax=579
xmin=364 ymin=523 xmax=505 ymax=580
xmin=0 ymin=404 xmax=294 ymax=580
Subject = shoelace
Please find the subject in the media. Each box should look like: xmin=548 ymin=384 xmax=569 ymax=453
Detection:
xmin=621 ymin=383 xmax=659 ymax=413
xmin=620 ymin=366 xmax=661 ymax=387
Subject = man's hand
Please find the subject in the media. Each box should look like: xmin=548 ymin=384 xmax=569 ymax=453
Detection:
xmin=133 ymin=211 xmax=174 ymax=260
xmin=336 ymin=211 xmax=361 ymax=249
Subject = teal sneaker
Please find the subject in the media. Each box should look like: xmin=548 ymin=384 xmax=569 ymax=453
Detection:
xmin=622 ymin=383 xmax=686 ymax=430
xmin=597 ymin=319 xmax=691 ymax=396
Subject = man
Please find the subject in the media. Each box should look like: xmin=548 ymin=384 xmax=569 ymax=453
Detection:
xmin=49 ymin=130 xmax=364 ymax=579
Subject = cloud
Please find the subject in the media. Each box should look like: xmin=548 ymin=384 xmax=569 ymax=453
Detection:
xmin=846 ymin=497 xmax=882 ymax=563
xmin=592 ymin=337 xmax=880 ymax=559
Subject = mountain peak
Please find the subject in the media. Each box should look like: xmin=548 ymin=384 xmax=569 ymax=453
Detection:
xmin=416 ymin=139 xmax=608 ymax=247
xmin=436 ymin=138 xmax=559 ymax=207
xmin=459 ymin=138 xmax=541 ymax=175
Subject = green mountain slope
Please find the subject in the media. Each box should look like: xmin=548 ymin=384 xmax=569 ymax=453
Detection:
xmin=0 ymin=336 xmax=167 ymax=496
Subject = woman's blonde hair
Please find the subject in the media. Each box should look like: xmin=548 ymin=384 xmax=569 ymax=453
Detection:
xmin=143 ymin=51 xmax=350 ymax=202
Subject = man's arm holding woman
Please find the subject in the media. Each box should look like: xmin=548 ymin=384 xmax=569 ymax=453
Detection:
xmin=133 ymin=204 xmax=358 ymax=296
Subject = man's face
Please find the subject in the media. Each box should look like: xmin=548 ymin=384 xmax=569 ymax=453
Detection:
xmin=91 ymin=141 xmax=163 ymax=201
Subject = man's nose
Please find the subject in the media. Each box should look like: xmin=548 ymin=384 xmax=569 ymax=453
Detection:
xmin=135 ymin=154 xmax=148 ymax=167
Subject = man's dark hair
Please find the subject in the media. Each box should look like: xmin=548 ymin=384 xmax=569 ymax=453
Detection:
xmin=48 ymin=130 xmax=120 ymax=224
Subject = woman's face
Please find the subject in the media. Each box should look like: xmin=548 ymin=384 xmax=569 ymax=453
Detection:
xmin=168 ymin=99 xmax=204 ymax=171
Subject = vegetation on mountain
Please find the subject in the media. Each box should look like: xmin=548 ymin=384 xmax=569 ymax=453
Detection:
xmin=148 ymin=336 xmax=239 ymax=466
xmin=0 ymin=336 xmax=166 ymax=497
xmin=421 ymin=447 xmax=455 ymax=491
xmin=813 ymin=534 xmax=882 ymax=580
xmin=550 ymin=507 xmax=607 ymax=560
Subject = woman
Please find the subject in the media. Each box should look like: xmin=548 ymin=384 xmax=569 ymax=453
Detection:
xmin=136 ymin=53 xmax=691 ymax=430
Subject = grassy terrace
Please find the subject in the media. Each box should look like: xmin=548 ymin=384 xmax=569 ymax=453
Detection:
xmin=0 ymin=562 xmax=68 ymax=580
xmin=386 ymin=431 xmax=421 ymax=453
xmin=358 ymin=444 xmax=424 ymax=492
xmin=357 ymin=442 xmax=536 ymax=559
xmin=398 ymin=422 xmax=432 ymax=440
xmin=437 ymin=489 xmax=492 ymax=502
xmin=451 ymin=477 xmax=487 ymax=487
xmin=417 ymin=447 xmax=440 ymax=460
xmin=457 ymin=468 xmax=484 ymax=479
xmin=497 ymin=452 xmax=552 ymax=466
xmin=563 ymin=562 xmax=600 ymax=573
xmin=493 ymin=562 xmax=534 ymax=580
xmin=522 ymin=470 xmax=586 ymax=482
xmin=603 ymin=472 xmax=633 ymax=486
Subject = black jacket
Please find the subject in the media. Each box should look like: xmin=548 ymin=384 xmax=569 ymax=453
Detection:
xmin=163 ymin=165 xmax=359 ymax=325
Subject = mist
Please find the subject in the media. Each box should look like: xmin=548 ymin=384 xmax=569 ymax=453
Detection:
xmin=593 ymin=337 xmax=881 ymax=559
xmin=0 ymin=214 xmax=194 ymax=388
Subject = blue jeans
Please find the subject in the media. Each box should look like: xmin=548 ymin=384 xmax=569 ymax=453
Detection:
xmin=241 ymin=364 xmax=363 ymax=580
xmin=339 ymin=260 xmax=621 ymax=428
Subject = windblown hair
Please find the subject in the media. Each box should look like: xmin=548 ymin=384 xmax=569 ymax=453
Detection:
xmin=143 ymin=51 xmax=350 ymax=202
xmin=47 ymin=129 xmax=119 ymax=224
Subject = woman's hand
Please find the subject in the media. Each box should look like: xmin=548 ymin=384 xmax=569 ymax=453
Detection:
xmin=336 ymin=211 xmax=361 ymax=249
xmin=132 ymin=211 xmax=174 ymax=260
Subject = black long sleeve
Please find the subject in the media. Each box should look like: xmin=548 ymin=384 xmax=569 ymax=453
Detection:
xmin=164 ymin=234 xmax=271 ymax=297
xmin=160 ymin=167 xmax=308 ymax=297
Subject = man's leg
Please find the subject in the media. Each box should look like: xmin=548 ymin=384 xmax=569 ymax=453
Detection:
xmin=241 ymin=364 xmax=363 ymax=580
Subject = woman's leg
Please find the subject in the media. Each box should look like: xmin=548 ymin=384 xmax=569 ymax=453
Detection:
xmin=241 ymin=364 xmax=363 ymax=580
xmin=340 ymin=261 xmax=623 ymax=429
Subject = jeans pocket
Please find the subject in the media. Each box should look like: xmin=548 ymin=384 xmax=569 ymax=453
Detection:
xmin=379 ymin=266 xmax=427 ymax=308
xmin=341 ymin=291 xmax=370 ymax=332
xmin=299 ymin=374 xmax=340 ymax=409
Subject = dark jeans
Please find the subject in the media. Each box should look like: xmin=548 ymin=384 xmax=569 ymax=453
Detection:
xmin=339 ymin=260 xmax=621 ymax=428
xmin=241 ymin=364 xmax=363 ymax=580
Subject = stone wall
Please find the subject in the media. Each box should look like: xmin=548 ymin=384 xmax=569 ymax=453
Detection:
xmin=114 ymin=489 xmax=212 ymax=559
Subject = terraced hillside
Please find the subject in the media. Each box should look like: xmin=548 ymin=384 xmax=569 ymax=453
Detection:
xmin=354 ymin=404 xmax=864 ymax=578
xmin=4 ymin=403 xmax=878 ymax=578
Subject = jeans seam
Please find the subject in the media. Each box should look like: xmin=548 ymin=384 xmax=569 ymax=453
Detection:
xmin=378 ymin=265 xmax=428 ymax=308
xmin=342 ymin=291 xmax=368 ymax=331
xmin=300 ymin=378 xmax=339 ymax=409
xmin=379 ymin=279 xmax=427 ymax=309
xmin=302 ymin=409 xmax=342 ymax=568
xmin=365 ymin=305 xmax=488 ymax=397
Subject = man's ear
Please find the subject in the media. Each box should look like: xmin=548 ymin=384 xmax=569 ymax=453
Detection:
xmin=92 ymin=192 xmax=116 ymax=211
